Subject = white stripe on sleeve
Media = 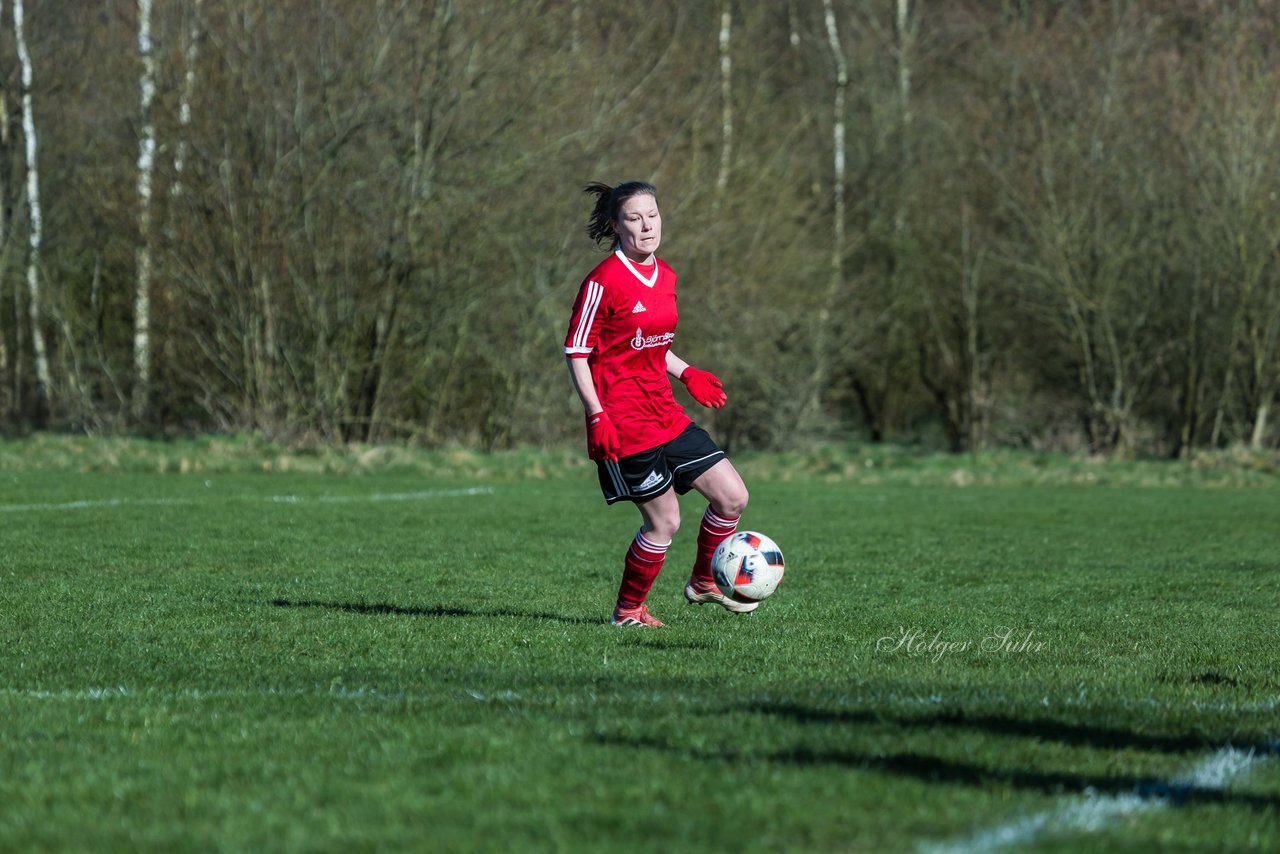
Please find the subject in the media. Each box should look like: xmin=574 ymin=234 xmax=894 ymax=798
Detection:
xmin=571 ymin=280 xmax=604 ymax=351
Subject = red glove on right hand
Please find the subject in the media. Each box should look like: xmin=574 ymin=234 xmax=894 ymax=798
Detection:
xmin=586 ymin=411 xmax=620 ymax=461
xmin=680 ymin=366 xmax=727 ymax=409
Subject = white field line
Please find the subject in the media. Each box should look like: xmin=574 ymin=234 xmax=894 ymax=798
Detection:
xmin=1 ymin=685 xmax=584 ymax=705
xmin=0 ymin=685 xmax=423 ymax=702
xmin=0 ymin=487 xmax=494 ymax=514
xmin=922 ymin=746 xmax=1274 ymax=854
xmin=269 ymin=487 xmax=494 ymax=503
xmin=0 ymin=684 xmax=539 ymax=706
xmin=0 ymin=497 xmax=191 ymax=513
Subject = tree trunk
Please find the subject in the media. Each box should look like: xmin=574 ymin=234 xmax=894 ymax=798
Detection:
xmin=823 ymin=0 xmax=846 ymax=285
xmin=716 ymin=1 xmax=732 ymax=200
xmin=0 ymin=34 xmax=7 ymax=407
xmin=132 ymin=0 xmax=158 ymax=423
xmin=895 ymin=0 xmax=914 ymax=236
xmin=13 ymin=0 xmax=50 ymax=418
xmin=169 ymin=0 xmax=202 ymax=209
xmin=960 ymin=200 xmax=985 ymax=450
xmin=804 ymin=0 xmax=848 ymax=426
xmin=1250 ymin=399 xmax=1270 ymax=450
xmin=570 ymin=0 xmax=582 ymax=55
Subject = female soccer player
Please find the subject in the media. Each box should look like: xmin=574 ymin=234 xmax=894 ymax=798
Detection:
xmin=564 ymin=180 xmax=753 ymax=627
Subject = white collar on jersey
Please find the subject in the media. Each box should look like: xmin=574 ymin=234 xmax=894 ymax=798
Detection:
xmin=615 ymin=249 xmax=659 ymax=288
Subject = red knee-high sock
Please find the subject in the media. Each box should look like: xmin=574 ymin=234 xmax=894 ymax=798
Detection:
xmin=616 ymin=530 xmax=669 ymax=609
xmin=689 ymin=507 xmax=739 ymax=587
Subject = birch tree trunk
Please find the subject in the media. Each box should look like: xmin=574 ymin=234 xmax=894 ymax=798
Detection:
xmin=897 ymin=0 xmax=912 ymax=123
xmin=802 ymin=0 xmax=848 ymax=425
xmin=170 ymin=0 xmax=202 ymax=209
xmin=0 ymin=1 xmax=6 ymax=392
xmin=13 ymin=0 xmax=50 ymax=413
xmin=959 ymin=200 xmax=985 ymax=449
xmin=1251 ymin=399 xmax=1271 ymax=449
xmin=895 ymin=0 xmax=914 ymax=236
xmin=1247 ymin=298 xmax=1280 ymax=449
xmin=570 ymin=0 xmax=581 ymax=55
xmin=716 ymin=1 xmax=732 ymax=200
xmin=823 ymin=0 xmax=847 ymax=285
xmin=132 ymin=0 xmax=157 ymax=422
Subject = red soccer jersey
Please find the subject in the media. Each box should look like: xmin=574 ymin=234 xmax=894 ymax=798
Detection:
xmin=564 ymin=250 xmax=691 ymax=456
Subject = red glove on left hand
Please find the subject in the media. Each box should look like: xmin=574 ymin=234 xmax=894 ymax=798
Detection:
xmin=586 ymin=411 xmax=620 ymax=461
xmin=680 ymin=367 xmax=727 ymax=409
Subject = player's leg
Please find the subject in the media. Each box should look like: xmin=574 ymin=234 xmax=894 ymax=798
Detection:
xmin=682 ymin=458 xmax=756 ymax=612
xmin=660 ymin=424 xmax=756 ymax=615
xmin=612 ymin=487 xmax=680 ymax=627
xmin=689 ymin=457 xmax=749 ymax=525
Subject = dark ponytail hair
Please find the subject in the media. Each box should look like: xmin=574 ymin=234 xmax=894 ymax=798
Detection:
xmin=583 ymin=180 xmax=658 ymax=249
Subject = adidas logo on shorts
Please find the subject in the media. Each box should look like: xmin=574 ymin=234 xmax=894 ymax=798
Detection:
xmin=638 ymin=471 xmax=663 ymax=491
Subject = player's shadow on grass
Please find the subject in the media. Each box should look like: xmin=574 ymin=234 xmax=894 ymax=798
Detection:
xmin=271 ymin=597 xmax=598 ymax=625
xmin=271 ymin=599 xmax=716 ymax=647
xmin=618 ymin=636 xmax=716 ymax=652
xmin=746 ymin=702 xmax=1263 ymax=756
xmin=595 ymin=732 xmax=1280 ymax=812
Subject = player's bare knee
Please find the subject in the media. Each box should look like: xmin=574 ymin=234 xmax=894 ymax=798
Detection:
xmin=718 ymin=487 xmax=748 ymax=518
xmin=646 ymin=511 xmax=681 ymax=543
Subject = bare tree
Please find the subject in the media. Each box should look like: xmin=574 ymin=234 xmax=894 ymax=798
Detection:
xmin=822 ymin=0 xmax=847 ymax=285
xmin=801 ymin=0 xmax=849 ymax=428
xmin=0 ymin=0 xmax=1269 ymax=452
xmin=984 ymin=7 xmax=1175 ymax=454
xmin=716 ymin=1 xmax=733 ymax=200
xmin=13 ymin=0 xmax=50 ymax=416
xmin=1186 ymin=32 xmax=1280 ymax=450
xmin=570 ymin=0 xmax=582 ymax=54
xmin=0 ymin=0 xmax=7 ymax=406
xmin=132 ymin=0 xmax=158 ymax=422
xmin=169 ymin=0 xmax=202 ymax=209
xmin=894 ymin=0 xmax=915 ymax=236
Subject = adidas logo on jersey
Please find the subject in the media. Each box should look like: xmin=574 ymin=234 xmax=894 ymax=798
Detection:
xmin=638 ymin=471 xmax=664 ymax=491
xmin=632 ymin=301 xmax=647 ymax=314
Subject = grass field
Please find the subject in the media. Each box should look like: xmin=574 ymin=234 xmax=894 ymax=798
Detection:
xmin=2 ymin=438 xmax=1278 ymax=851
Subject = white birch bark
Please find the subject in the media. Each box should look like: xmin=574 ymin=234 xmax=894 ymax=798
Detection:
xmin=0 ymin=2 xmax=7 ymax=378
xmin=716 ymin=2 xmax=733 ymax=198
xmin=13 ymin=0 xmax=50 ymax=404
xmin=895 ymin=0 xmax=914 ymax=236
xmin=1252 ymin=399 xmax=1271 ymax=449
xmin=896 ymin=0 xmax=913 ymax=128
xmin=133 ymin=0 xmax=157 ymax=420
xmin=570 ymin=0 xmax=581 ymax=54
xmin=822 ymin=0 xmax=847 ymax=282
xmin=802 ymin=0 xmax=849 ymax=425
xmin=170 ymin=0 xmax=202 ymax=204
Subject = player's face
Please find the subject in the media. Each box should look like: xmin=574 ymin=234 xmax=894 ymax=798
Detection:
xmin=613 ymin=193 xmax=661 ymax=262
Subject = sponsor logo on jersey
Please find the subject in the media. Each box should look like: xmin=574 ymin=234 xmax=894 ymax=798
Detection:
xmin=637 ymin=471 xmax=664 ymax=491
xmin=631 ymin=327 xmax=675 ymax=351
xmin=632 ymin=301 xmax=647 ymax=314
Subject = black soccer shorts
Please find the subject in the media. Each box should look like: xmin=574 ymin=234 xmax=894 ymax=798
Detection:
xmin=596 ymin=423 xmax=726 ymax=505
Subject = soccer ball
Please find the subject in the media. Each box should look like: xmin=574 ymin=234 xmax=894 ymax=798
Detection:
xmin=711 ymin=531 xmax=785 ymax=604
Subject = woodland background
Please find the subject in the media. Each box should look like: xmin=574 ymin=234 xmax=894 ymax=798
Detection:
xmin=0 ymin=0 xmax=1277 ymax=457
